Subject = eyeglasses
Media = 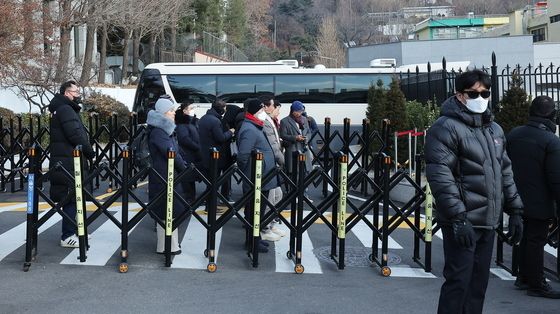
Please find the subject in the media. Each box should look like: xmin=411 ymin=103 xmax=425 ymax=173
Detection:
xmin=464 ymin=90 xmax=491 ymax=99
xmin=68 ymin=89 xmax=80 ymax=95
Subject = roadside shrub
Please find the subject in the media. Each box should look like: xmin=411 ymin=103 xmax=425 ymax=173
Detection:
xmin=83 ymin=92 xmax=131 ymax=143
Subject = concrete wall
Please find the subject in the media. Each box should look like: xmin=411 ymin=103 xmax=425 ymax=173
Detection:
xmin=347 ymin=36 xmax=534 ymax=71
xmin=347 ymin=42 xmax=403 ymax=68
xmin=533 ymin=42 xmax=560 ymax=66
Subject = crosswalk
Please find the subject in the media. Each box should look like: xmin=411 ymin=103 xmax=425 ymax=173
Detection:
xmin=0 ymin=202 xmax=556 ymax=279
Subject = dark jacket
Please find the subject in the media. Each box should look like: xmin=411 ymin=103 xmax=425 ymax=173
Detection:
xmin=147 ymin=110 xmax=187 ymax=219
xmin=279 ymin=115 xmax=312 ymax=173
xmin=507 ymin=117 xmax=560 ymax=220
xmin=48 ymin=94 xmax=95 ymax=202
xmin=175 ymin=111 xmax=201 ymax=165
xmin=198 ymin=108 xmax=233 ymax=171
xmin=425 ymin=96 xmax=523 ymax=228
xmin=237 ymin=114 xmax=279 ymax=192
xmin=220 ymin=104 xmax=243 ymax=166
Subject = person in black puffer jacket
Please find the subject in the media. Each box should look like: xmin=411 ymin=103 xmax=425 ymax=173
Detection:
xmin=175 ymin=100 xmax=201 ymax=203
xmin=507 ymin=96 xmax=560 ymax=299
xmin=48 ymin=80 xmax=95 ymax=248
xmin=425 ymin=70 xmax=524 ymax=313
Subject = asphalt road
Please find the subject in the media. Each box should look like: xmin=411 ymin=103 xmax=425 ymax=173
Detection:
xmin=0 ymin=180 xmax=559 ymax=313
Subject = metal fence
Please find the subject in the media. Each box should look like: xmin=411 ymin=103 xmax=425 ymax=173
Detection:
xmin=399 ymin=52 xmax=560 ymax=113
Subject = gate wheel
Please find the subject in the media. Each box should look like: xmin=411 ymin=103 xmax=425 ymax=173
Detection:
xmin=204 ymin=249 xmax=208 ymax=258
xmin=207 ymin=263 xmax=217 ymax=273
xmin=286 ymin=251 xmax=292 ymax=259
xmin=368 ymin=253 xmax=374 ymax=262
xmin=381 ymin=266 xmax=391 ymax=277
xmin=294 ymin=264 xmax=305 ymax=274
xmin=119 ymin=262 xmax=129 ymax=273
xmin=106 ymin=188 xmax=113 ymax=193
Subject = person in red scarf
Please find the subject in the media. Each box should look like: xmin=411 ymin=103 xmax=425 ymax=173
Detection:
xmin=237 ymin=98 xmax=280 ymax=253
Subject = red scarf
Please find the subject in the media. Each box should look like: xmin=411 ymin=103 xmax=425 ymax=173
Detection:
xmin=245 ymin=112 xmax=264 ymax=127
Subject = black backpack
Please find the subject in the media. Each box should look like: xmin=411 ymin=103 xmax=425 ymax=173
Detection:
xmin=130 ymin=125 xmax=152 ymax=169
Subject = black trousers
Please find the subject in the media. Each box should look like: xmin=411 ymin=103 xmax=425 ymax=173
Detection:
xmin=518 ymin=217 xmax=550 ymax=288
xmin=438 ymin=226 xmax=495 ymax=314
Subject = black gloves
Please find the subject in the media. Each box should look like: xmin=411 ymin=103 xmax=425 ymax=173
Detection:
xmin=452 ymin=213 xmax=475 ymax=248
xmin=506 ymin=214 xmax=523 ymax=245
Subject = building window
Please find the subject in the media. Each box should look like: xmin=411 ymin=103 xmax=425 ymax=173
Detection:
xmin=531 ymin=27 xmax=546 ymax=42
xmin=551 ymin=14 xmax=560 ymax=24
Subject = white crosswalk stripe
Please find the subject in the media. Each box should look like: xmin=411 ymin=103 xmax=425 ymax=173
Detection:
xmin=171 ymin=215 xmax=223 ymax=269
xmin=275 ymin=225 xmax=323 ymax=274
xmin=60 ymin=204 xmax=142 ymax=266
xmin=2 ymin=202 xmax=554 ymax=279
xmin=0 ymin=211 xmax=61 ymax=261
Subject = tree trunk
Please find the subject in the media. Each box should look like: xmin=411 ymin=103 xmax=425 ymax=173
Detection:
xmin=54 ymin=0 xmax=72 ymax=83
xmin=80 ymin=6 xmax=96 ymax=86
xmin=42 ymin=0 xmax=53 ymax=58
xmin=23 ymin=0 xmax=34 ymax=53
xmin=98 ymin=23 xmax=107 ymax=84
xmin=171 ymin=15 xmax=177 ymax=53
xmin=121 ymin=28 xmax=131 ymax=84
xmin=132 ymin=29 xmax=139 ymax=77
xmin=148 ymin=33 xmax=155 ymax=64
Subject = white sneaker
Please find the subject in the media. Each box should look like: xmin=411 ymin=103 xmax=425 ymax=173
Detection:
xmin=60 ymin=235 xmax=79 ymax=248
xmin=270 ymin=225 xmax=287 ymax=237
xmin=261 ymin=230 xmax=281 ymax=241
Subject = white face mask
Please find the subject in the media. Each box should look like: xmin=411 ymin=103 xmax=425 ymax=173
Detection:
xmin=187 ymin=111 xmax=195 ymax=117
xmin=464 ymin=96 xmax=489 ymax=113
xmin=256 ymin=111 xmax=268 ymax=121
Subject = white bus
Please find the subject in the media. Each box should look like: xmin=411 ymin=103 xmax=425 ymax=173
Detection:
xmin=132 ymin=61 xmax=400 ymax=125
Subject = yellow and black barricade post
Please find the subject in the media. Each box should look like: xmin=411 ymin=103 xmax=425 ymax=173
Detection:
xmin=380 ymin=154 xmax=391 ymax=276
xmin=73 ymin=146 xmax=88 ymax=262
xmin=164 ymin=148 xmax=175 ymax=267
xmin=23 ymin=146 xmax=39 ymax=271
xmin=337 ymin=154 xmax=348 ymax=269
xmin=119 ymin=147 xmax=130 ymax=273
xmin=206 ymin=147 xmax=220 ymax=272
xmin=293 ymin=151 xmax=307 ymax=274
xmin=330 ymin=152 xmax=348 ymax=270
xmin=249 ymin=150 xmax=263 ymax=268
xmin=322 ymin=117 xmax=331 ymax=198
xmin=424 ymin=182 xmax=433 ymax=272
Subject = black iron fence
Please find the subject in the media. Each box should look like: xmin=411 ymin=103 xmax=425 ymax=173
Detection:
xmin=399 ymin=53 xmax=560 ymax=114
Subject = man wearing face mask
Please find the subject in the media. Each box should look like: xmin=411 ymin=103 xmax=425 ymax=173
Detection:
xmin=48 ymin=80 xmax=95 ymax=248
xmin=425 ymin=69 xmax=524 ymax=313
xmin=507 ymin=96 xmax=560 ymax=299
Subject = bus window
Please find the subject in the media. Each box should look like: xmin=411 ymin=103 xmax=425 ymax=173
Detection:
xmin=167 ymin=75 xmax=216 ymax=104
xmin=133 ymin=71 xmax=165 ymax=122
xmin=275 ymin=75 xmax=334 ymax=103
xmin=217 ymin=75 xmax=273 ymax=103
xmin=335 ymin=74 xmax=391 ymax=103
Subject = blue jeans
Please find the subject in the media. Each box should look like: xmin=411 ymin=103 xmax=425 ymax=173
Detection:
xmin=61 ymin=202 xmax=77 ymax=240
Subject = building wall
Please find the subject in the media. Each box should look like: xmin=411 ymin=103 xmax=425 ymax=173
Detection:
xmin=347 ymin=36 xmax=534 ymax=72
xmin=346 ymin=42 xmax=403 ymax=68
xmin=548 ymin=0 xmax=560 ymax=41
